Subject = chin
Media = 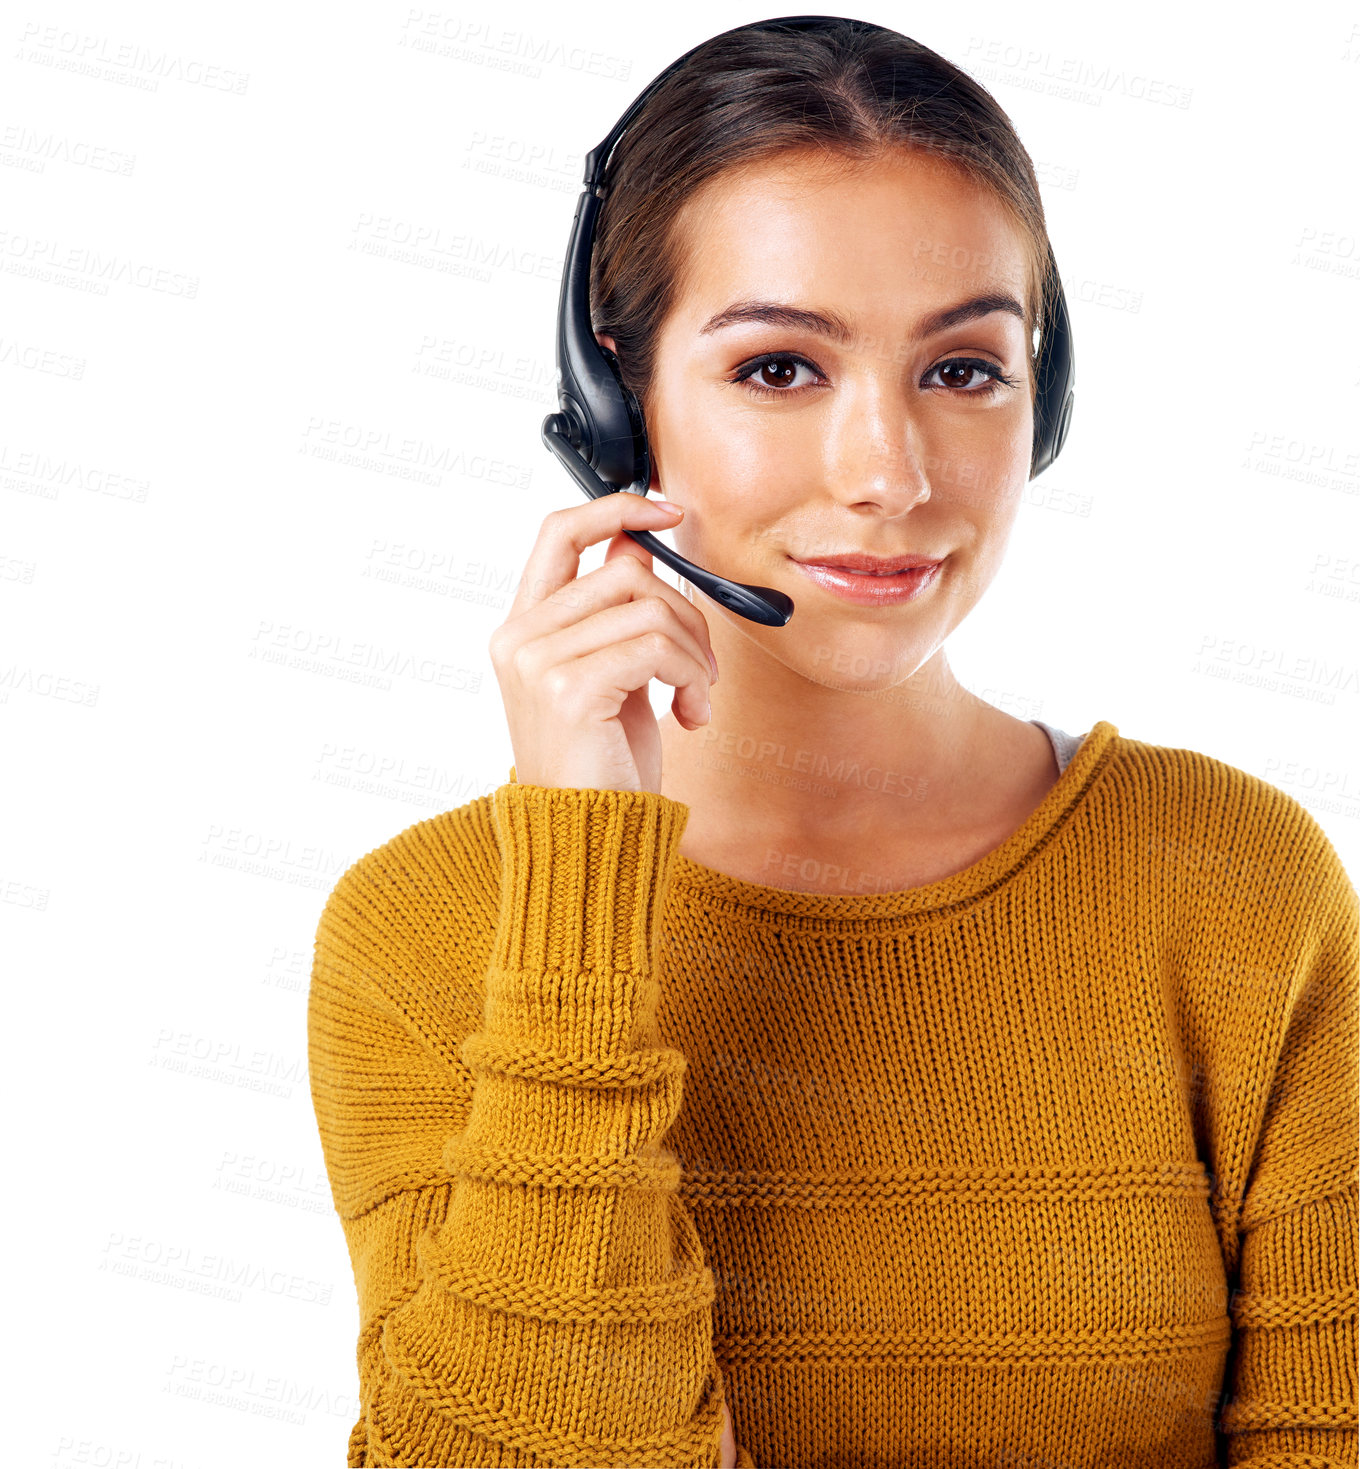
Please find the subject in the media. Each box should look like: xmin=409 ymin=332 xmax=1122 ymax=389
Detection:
xmin=798 ymin=639 xmax=937 ymax=693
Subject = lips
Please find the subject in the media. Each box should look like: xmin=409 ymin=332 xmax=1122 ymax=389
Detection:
xmin=792 ymin=552 xmax=942 ymax=574
xmin=788 ymin=556 xmax=943 ymax=606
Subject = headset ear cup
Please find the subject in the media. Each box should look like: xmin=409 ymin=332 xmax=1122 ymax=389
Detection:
xmin=1055 ymin=391 xmax=1075 ymax=459
xmin=1029 ymin=299 xmax=1074 ymax=476
xmin=598 ymin=342 xmax=624 ymax=382
xmin=1030 ymin=377 xmax=1050 ymax=478
xmin=597 ymin=343 xmax=651 ymax=492
xmin=550 ymin=404 xmax=586 ymax=454
xmin=626 ymin=388 xmax=651 ymax=493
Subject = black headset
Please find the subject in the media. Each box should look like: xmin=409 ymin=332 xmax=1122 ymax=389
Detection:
xmin=540 ymin=15 xmax=1076 ymax=628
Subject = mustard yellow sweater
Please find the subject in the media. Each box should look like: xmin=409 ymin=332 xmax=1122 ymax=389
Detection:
xmin=307 ymin=719 xmax=1359 ymax=1467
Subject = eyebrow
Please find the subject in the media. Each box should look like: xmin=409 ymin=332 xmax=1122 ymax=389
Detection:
xmin=698 ymin=292 xmax=1026 ymax=343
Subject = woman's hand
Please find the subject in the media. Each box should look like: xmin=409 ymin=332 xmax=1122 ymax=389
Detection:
xmin=489 ymin=493 xmax=718 ymax=794
xmin=719 ymin=1401 xmax=737 ymax=1469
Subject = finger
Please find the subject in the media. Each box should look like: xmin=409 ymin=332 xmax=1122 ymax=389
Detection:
xmin=533 ymin=626 xmax=713 ymax=730
xmin=509 ymin=542 xmax=718 ymax=683
xmin=719 ymin=1403 xmax=737 ymax=1469
xmin=601 ymin=516 xmax=719 ymax=680
xmin=603 ymin=507 xmax=664 ymax=567
xmin=516 ymin=596 xmax=716 ymax=726
xmin=508 ymin=493 xmax=682 ymax=622
xmin=603 ymin=524 xmax=650 ymax=566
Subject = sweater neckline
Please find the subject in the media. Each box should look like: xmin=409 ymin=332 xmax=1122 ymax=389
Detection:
xmin=668 ymin=719 xmax=1120 ymax=922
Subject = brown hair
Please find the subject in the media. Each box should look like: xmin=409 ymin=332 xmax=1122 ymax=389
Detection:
xmin=591 ymin=17 xmax=1052 ymax=419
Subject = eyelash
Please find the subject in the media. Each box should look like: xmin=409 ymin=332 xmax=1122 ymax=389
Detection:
xmin=728 ymin=352 xmax=1021 ymax=401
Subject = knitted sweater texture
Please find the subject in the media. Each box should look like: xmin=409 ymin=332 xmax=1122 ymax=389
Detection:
xmin=307 ymin=719 xmax=1359 ymax=1467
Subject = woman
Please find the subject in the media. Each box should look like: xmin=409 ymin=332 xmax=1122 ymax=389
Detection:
xmin=308 ymin=17 xmax=1358 ymax=1467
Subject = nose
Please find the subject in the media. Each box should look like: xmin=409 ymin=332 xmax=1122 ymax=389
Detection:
xmin=820 ymin=377 xmax=932 ymax=516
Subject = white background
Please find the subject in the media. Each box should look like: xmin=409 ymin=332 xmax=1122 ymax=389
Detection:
xmin=4 ymin=2 xmax=1357 ymax=1464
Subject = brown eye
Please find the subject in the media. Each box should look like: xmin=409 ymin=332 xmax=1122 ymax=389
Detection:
xmin=732 ymin=352 xmax=825 ymax=398
xmin=755 ymin=357 xmax=799 ymax=388
xmin=925 ymin=358 xmax=1019 ymax=397
xmin=940 ymin=363 xmax=984 ymax=389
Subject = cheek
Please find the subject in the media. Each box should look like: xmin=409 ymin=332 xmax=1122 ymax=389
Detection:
xmin=962 ymin=498 xmax=1022 ymax=592
xmin=663 ymin=430 xmax=804 ymax=552
xmin=937 ymin=416 xmax=1031 ymax=499
xmin=939 ymin=433 xmax=1029 ymax=519
xmin=675 ymin=498 xmax=788 ymax=572
xmin=703 ymin=415 xmax=805 ymax=495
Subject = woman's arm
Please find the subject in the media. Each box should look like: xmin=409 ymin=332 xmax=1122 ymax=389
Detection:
xmin=1215 ymin=839 xmax=1358 ymax=1466
xmin=307 ymin=780 xmax=740 ymax=1466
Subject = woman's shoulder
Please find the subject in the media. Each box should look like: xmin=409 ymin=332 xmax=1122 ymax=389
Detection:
xmin=1104 ymin=725 xmax=1331 ymax=829
xmin=1098 ymin=725 xmax=1355 ymax=913
xmin=315 ymin=789 xmax=503 ymax=958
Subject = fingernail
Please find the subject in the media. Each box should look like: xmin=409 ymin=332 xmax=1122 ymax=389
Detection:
xmin=653 ymin=499 xmax=683 ymax=515
xmin=708 ymin=653 xmax=719 ymax=682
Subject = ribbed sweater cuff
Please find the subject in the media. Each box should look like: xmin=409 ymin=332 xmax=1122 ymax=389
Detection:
xmin=489 ymin=779 xmax=690 ymax=983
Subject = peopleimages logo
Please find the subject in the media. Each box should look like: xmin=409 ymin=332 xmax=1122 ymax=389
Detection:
xmin=396 ymin=12 xmax=633 ymax=81
xmin=0 ymin=123 xmax=137 ymax=175
xmin=16 ymin=23 xmax=250 ymax=93
xmin=0 ymin=229 xmax=198 ymax=297
xmin=99 ymin=1231 xmax=333 ymax=1306
xmin=963 ymin=36 xmax=1194 ymax=109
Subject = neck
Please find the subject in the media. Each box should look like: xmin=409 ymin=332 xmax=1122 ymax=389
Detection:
xmin=657 ymin=643 xmax=1006 ymax=847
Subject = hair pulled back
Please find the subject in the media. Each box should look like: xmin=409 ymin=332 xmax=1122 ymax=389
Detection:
xmin=591 ymin=17 xmax=1053 ymax=417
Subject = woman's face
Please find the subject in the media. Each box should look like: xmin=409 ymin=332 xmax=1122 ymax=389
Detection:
xmin=631 ymin=145 xmax=1036 ymax=695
